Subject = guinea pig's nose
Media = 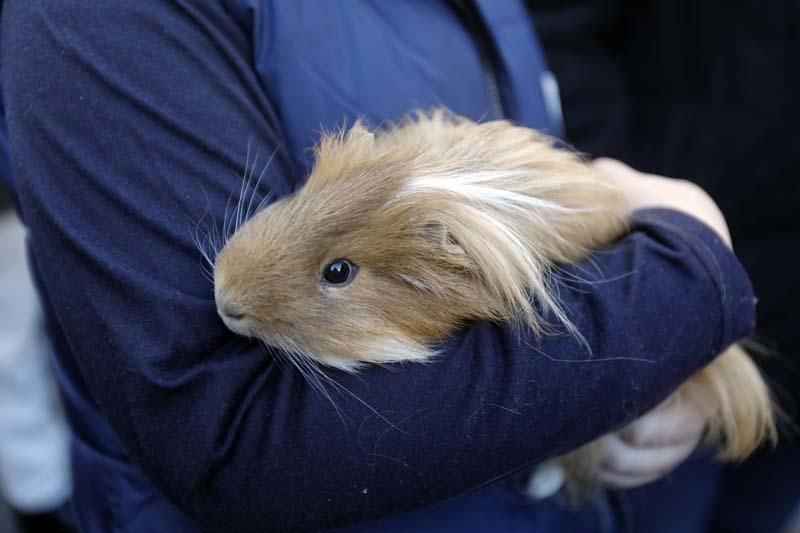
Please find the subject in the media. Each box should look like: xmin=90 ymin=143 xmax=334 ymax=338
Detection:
xmin=216 ymin=291 xmax=245 ymax=321
xmin=222 ymin=306 xmax=245 ymax=321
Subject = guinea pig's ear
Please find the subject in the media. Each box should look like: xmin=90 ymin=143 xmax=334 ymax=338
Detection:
xmin=422 ymin=221 xmax=465 ymax=256
xmin=345 ymin=120 xmax=376 ymax=147
xmin=307 ymin=120 xmax=377 ymax=191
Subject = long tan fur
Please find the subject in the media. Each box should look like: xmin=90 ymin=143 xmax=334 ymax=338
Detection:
xmin=214 ymin=110 xmax=776 ymax=496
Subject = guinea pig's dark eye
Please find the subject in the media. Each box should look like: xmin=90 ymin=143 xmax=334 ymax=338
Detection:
xmin=322 ymin=258 xmax=357 ymax=286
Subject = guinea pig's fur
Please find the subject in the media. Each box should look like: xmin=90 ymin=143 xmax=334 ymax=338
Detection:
xmin=213 ymin=110 xmax=776 ymax=496
xmin=214 ymin=111 xmax=626 ymax=369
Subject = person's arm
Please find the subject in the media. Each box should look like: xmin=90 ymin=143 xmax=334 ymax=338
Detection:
xmin=1 ymin=2 xmax=755 ymax=531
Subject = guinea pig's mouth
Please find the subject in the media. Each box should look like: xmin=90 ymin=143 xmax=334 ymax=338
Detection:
xmin=217 ymin=311 xmax=301 ymax=355
xmin=218 ymin=312 xmax=256 ymax=338
xmin=215 ymin=297 xmax=257 ymax=338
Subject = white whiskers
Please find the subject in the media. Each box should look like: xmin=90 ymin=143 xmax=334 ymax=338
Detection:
xmin=193 ymin=140 xmax=278 ymax=279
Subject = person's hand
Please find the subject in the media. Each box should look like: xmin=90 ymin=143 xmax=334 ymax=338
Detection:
xmin=589 ymin=159 xmax=729 ymax=488
xmin=596 ymin=394 xmax=708 ymax=489
xmin=592 ymin=158 xmax=732 ymax=248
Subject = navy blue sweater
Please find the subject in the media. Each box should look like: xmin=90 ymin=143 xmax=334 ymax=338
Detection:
xmin=0 ymin=1 xmax=756 ymax=531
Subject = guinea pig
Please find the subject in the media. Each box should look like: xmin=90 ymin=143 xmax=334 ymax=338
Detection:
xmin=213 ymin=110 xmax=627 ymax=369
xmin=212 ymin=110 xmax=776 ymax=495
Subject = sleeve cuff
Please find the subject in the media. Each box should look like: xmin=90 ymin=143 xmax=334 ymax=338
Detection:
xmin=630 ymin=208 xmax=757 ymax=351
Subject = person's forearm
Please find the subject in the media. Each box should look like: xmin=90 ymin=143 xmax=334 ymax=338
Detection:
xmin=168 ymin=211 xmax=754 ymax=531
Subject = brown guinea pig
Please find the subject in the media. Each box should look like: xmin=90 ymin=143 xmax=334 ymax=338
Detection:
xmin=213 ymin=110 xmax=775 ymax=494
xmin=214 ymin=110 xmax=627 ymax=370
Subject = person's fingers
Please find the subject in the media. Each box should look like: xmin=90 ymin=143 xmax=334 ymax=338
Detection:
xmin=604 ymin=432 xmax=702 ymax=476
xmin=597 ymin=431 xmax=701 ymax=487
xmin=590 ymin=157 xmax=733 ymax=247
xmin=591 ymin=157 xmax=638 ymax=178
xmin=597 ymin=469 xmax=666 ymax=490
xmin=618 ymin=397 xmax=708 ymax=448
xmin=590 ymin=158 xmax=641 ymax=194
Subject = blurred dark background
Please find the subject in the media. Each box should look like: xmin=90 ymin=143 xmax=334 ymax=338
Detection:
xmin=0 ymin=180 xmax=9 ymax=211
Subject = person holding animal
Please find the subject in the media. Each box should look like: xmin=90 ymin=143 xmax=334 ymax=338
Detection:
xmin=0 ymin=2 xmax=766 ymax=532
xmin=213 ymin=111 xmax=772 ymax=501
